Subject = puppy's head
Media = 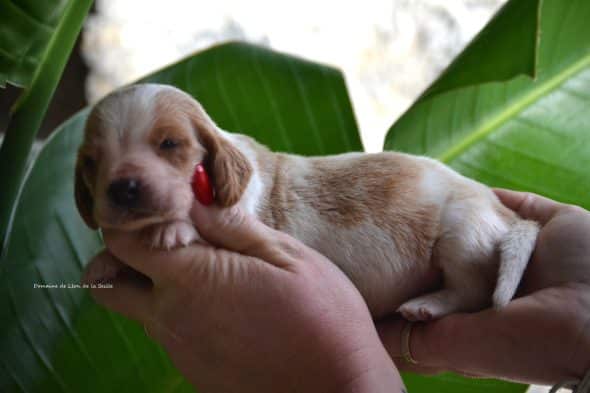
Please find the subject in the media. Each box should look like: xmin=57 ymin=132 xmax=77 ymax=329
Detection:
xmin=75 ymin=84 xmax=252 ymax=230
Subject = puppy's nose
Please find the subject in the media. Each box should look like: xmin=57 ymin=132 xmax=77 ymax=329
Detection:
xmin=108 ymin=178 xmax=141 ymax=208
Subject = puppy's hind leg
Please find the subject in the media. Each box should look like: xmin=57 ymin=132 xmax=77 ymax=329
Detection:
xmin=398 ymin=288 xmax=464 ymax=321
xmin=398 ymin=267 xmax=492 ymax=321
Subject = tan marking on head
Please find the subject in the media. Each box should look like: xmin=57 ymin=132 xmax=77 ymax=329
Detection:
xmin=141 ymin=86 xmax=254 ymax=207
xmin=148 ymin=93 xmax=203 ymax=176
xmin=173 ymin=97 xmax=253 ymax=207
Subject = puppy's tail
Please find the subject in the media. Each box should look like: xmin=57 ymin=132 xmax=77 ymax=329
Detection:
xmin=493 ymin=219 xmax=539 ymax=308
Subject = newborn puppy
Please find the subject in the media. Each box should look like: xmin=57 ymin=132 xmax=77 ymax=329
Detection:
xmin=75 ymin=83 xmax=539 ymax=320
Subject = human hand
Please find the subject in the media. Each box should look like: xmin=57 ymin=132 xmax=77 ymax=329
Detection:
xmin=83 ymin=204 xmax=404 ymax=393
xmin=378 ymin=189 xmax=590 ymax=385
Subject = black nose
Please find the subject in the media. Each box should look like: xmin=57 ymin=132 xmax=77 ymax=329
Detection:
xmin=108 ymin=178 xmax=141 ymax=208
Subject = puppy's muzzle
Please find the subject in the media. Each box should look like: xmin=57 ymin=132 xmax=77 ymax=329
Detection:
xmin=108 ymin=178 xmax=142 ymax=209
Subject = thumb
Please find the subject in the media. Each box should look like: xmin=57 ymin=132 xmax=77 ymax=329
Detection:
xmin=379 ymin=314 xmax=490 ymax=374
xmin=493 ymin=188 xmax=565 ymax=224
xmin=190 ymin=202 xmax=295 ymax=266
xmin=379 ymin=304 xmax=537 ymax=382
xmin=82 ymin=251 xmax=154 ymax=323
xmin=378 ymin=317 xmax=450 ymax=374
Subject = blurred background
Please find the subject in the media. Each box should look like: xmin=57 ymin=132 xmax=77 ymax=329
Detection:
xmin=0 ymin=0 xmax=507 ymax=152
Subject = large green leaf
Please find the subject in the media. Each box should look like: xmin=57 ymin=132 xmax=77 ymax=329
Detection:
xmin=0 ymin=111 xmax=191 ymax=393
xmin=386 ymin=0 xmax=590 ymax=391
xmin=0 ymin=42 xmax=362 ymax=392
xmin=419 ymin=0 xmax=540 ymax=101
xmin=385 ymin=1 xmax=590 ymax=209
xmin=0 ymin=0 xmax=69 ymax=88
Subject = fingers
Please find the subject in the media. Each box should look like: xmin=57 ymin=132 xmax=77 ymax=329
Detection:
xmin=378 ymin=317 xmax=450 ymax=374
xmin=379 ymin=296 xmax=565 ymax=385
xmin=189 ymin=202 xmax=272 ymax=254
xmin=100 ymin=202 xmax=299 ymax=284
xmin=101 ymin=229 xmax=215 ymax=285
xmin=493 ymin=188 xmax=566 ymax=224
xmin=190 ymin=202 xmax=300 ymax=267
xmin=379 ymin=313 xmax=509 ymax=378
xmin=82 ymin=250 xmax=154 ymax=322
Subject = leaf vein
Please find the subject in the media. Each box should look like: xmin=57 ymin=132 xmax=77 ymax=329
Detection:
xmin=438 ymin=56 xmax=590 ymax=163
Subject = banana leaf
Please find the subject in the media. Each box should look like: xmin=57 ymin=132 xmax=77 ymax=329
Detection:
xmin=385 ymin=1 xmax=590 ymax=209
xmin=0 ymin=0 xmax=70 ymax=88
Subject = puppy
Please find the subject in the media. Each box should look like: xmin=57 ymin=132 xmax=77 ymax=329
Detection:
xmin=76 ymin=83 xmax=539 ymax=320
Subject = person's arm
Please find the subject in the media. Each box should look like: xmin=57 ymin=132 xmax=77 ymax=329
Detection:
xmin=83 ymin=204 xmax=406 ymax=393
xmin=378 ymin=189 xmax=590 ymax=386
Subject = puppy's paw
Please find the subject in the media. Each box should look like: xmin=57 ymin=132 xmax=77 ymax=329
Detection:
xmin=398 ymin=301 xmax=434 ymax=322
xmin=143 ymin=221 xmax=199 ymax=250
xmin=398 ymin=289 xmax=466 ymax=321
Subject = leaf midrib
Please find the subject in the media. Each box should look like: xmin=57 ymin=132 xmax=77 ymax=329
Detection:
xmin=438 ymin=54 xmax=590 ymax=163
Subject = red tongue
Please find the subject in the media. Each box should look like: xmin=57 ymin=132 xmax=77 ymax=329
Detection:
xmin=192 ymin=163 xmax=214 ymax=205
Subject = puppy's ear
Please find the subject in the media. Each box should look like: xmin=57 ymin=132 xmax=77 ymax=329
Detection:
xmin=74 ymin=153 xmax=98 ymax=229
xmin=190 ymin=109 xmax=252 ymax=207
xmin=209 ymin=137 xmax=253 ymax=207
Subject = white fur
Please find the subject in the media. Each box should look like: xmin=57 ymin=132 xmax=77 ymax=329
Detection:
xmin=495 ymin=220 xmax=539 ymax=306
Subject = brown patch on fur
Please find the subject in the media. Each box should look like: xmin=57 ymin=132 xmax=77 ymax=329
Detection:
xmin=265 ymin=154 xmax=294 ymax=230
xmin=300 ymin=159 xmax=370 ymax=226
xmin=370 ymin=159 xmax=440 ymax=263
xmin=381 ymin=204 xmax=440 ymax=263
xmin=152 ymin=90 xmax=253 ymax=207
xmin=148 ymin=102 xmax=201 ymax=176
xmin=304 ymin=153 xmax=440 ymax=261
xmin=260 ymin=152 xmax=441 ymax=262
xmin=211 ymin=139 xmax=252 ymax=207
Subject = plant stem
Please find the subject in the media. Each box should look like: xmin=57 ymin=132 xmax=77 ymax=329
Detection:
xmin=0 ymin=0 xmax=94 ymax=255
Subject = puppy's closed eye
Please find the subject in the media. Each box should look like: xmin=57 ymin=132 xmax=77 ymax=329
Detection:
xmin=159 ymin=138 xmax=179 ymax=150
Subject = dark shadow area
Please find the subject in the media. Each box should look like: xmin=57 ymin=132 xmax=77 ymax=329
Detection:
xmin=0 ymin=36 xmax=89 ymax=140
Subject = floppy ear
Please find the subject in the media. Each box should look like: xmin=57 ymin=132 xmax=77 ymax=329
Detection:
xmin=74 ymin=153 xmax=98 ymax=229
xmin=190 ymin=110 xmax=252 ymax=207
xmin=209 ymin=136 xmax=253 ymax=207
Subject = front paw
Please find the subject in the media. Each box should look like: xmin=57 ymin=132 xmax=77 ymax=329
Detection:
xmin=143 ymin=221 xmax=199 ymax=250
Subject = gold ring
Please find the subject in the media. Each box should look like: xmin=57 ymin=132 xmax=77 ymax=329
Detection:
xmin=401 ymin=321 xmax=418 ymax=365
